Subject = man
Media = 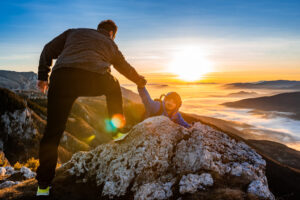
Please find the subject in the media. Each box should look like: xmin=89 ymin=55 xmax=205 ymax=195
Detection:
xmin=36 ymin=20 xmax=147 ymax=197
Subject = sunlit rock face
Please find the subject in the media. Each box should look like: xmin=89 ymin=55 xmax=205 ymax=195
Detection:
xmin=63 ymin=116 xmax=274 ymax=200
xmin=1 ymin=108 xmax=37 ymax=140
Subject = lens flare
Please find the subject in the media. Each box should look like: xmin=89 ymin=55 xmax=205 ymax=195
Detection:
xmin=111 ymin=114 xmax=126 ymax=129
xmin=105 ymin=114 xmax=126 ymax=133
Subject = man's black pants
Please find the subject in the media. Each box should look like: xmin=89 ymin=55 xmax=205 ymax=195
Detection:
xmin=36 ymin=67 xmax=123 ymax=186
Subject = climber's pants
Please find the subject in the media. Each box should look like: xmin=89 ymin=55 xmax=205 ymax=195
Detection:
xmin=36 ymin=67 xmax=123 ymax=186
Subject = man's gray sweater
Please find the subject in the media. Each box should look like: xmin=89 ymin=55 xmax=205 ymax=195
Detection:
xmin=38 ymin=28 xmax=141 ymax=84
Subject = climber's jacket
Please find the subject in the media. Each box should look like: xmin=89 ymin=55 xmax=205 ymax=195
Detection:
xmin=138 ymin=87 xmax=191 ymax=128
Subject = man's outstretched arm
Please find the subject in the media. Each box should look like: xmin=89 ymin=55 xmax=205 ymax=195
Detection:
xmin=38 ymin=29 xmax=71 ymax=81
xmin=111 ymin=47 xmax=146 ymax=87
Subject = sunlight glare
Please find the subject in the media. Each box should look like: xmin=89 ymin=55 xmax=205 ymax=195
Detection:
xmin=168 ymin=46 xmax=213 ymax=81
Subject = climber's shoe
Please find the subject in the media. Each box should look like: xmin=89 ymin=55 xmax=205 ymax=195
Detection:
xmin=36 ymin=185 xmax=51 ymax=197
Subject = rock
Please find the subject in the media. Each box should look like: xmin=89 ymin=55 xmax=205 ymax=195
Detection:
xmin=20 ymin=166 xmax=36 ymax=179
xmin=4 ymin=166 xmax=15 ymax=175
xmin=179 ymin=173 xmax=214 ymax=194
xmin=1 ymin=108 xmax=36 ymax=139
xmin=6 ymin=171 xmax=27 ymax=182
xmin=0 ymin=180 xmax=18 ymax=189
xmin=133 ymin=181 xmax=174 ymax=200
xmin=63 ymin=116 xmax=274 ymax=199
xmin=0 ymin=167 xmax=6 ymax=176
xmin=248 ymin=179 xmax=275 ymax=200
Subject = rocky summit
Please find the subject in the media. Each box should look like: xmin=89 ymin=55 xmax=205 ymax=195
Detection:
xmin=61 ymin=116 xmax=274 ymax=200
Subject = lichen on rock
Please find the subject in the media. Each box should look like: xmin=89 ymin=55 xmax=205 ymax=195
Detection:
xmin=63 ymin=116 xmax=274 ymax=200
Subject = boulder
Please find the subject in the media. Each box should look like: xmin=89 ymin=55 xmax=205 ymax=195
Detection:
xmin=20 ymin=166 xmax=36 ymax=179
xmin=60 ymin=116 xmax=274 ymax=200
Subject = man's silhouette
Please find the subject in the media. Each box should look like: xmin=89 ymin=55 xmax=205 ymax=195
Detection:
xmin=35 ymin=20 xmax=146 ymax=196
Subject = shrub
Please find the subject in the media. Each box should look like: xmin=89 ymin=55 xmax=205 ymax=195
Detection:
xmin=25 ymin=157 xmax=39 ymax=172
xmin=13 ymin=161 xmax=22 ymax=170
xmin=13 ymin=157 xmax=40 ymax=172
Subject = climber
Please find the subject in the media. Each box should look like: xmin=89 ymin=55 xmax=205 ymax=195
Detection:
xmin=137 ymin=85 xmax=191 ymax=128
xmin=35 ymin=20 xmax=147 ymax=197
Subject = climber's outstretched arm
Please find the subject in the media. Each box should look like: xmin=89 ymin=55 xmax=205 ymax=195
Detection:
xmin=137 ymin=86 xmax=161 ymax=115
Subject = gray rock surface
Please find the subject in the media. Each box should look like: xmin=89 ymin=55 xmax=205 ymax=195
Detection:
xmin=20 ymin=166 xmax=36 ymax=179
xmin=63 ymin=116 xmax=274 ymax=200
xmin=179 ymin=173 xmax=213 ymax=194
xmin=248 ymin=179 xmax=275 ymax=199
xmin=0 ymin=180 xmax=20 ymax=189
xmin=1 ymin=108 xmax=36 ymax=140
xmin=4 ymin=166 xmax=15 ymax=175
xmin=0 ymin=167 xmax=6 ymax=176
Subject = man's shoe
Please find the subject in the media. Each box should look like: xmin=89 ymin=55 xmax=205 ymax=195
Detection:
xmin=36 ymin=185 xmax=51 ymax=196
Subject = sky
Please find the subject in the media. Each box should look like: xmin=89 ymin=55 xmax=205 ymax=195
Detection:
xmin=0 ymin=0 xmax=300 ymax=83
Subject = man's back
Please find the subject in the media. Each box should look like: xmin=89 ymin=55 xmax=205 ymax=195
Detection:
xmin=38 ymin=27 xmax=142 ymax=85
xmin=54 ymin=28 xmax=117 ymax=74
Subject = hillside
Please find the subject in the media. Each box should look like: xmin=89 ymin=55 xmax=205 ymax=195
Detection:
xmin=222 ymin=92 xmax=300 ymax=120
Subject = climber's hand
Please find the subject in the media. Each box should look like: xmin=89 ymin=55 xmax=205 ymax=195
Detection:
xmin=37 ymin=80 xmax=49 ymax=94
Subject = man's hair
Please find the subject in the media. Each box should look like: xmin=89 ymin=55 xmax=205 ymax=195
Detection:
xmin=97 ymin=20 xmax=118 ymax=37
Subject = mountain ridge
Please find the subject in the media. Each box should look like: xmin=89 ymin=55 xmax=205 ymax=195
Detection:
xmin=224 ymin=80 xmax=300 ymax=90
xmin=222 ymin=91 xmax=300 ymax=120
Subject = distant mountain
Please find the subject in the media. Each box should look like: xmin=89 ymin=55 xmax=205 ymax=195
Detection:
xmin=210 ymin=91 xmax=258 ymax=98
xmin=0 ymin=70 xmax=37 ymax=91
xmin=223 ymin=92 xmax=300 ymax=120
xmin=224 ymin=80 xmax=300 ymax=90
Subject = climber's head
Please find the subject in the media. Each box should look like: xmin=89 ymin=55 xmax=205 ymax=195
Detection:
xmin=164 ymin=92 xmax=182 ymax=112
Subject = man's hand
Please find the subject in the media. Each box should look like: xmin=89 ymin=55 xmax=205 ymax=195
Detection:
xmin=136 ymin=75 xmax=147 ymax=88
xmin=37 ymin=80 xmax=49 ymax=94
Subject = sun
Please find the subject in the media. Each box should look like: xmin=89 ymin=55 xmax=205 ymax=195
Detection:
xmin=168 ymin=46 xmax=213 ymax=81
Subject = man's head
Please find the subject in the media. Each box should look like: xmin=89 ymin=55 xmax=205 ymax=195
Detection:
xmin=164 ymin=92 xmax=182 ymax=112
xmin=97 ymin=20 xmax=118 ymax=40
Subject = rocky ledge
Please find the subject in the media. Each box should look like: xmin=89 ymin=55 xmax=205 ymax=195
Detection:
xmin=60 ymin=116 xmax=274 ymax=200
